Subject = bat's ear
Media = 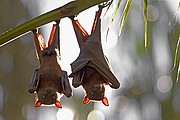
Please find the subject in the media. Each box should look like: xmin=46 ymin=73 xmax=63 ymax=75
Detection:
xmin=102 ymin=97 xmax=109 ymax=106
xmin=83 ymin=96 xmax=90 ymax=104
xmin=35 ymin=100 xmax=42 ymax=107
xmin=55 ymin=101 xmax=62 ymax=108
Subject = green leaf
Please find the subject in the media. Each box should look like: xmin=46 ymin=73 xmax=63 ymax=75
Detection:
xmin=170 ymin=34 xmax=180 ymax=82
xmin=0 ymin=0 xmax=107 ymax=47
xmin=106 ymin=0 xmax=131 ymax=40
xmin=111 ymin=0 xmax=122 ymax=23
xmin=143 ymin=0 xmax=148 ymax=51
xmin=177 ymin=61 xmax=180 ymax=82
xmin=118 ymin=0 xmax=132 ymax=36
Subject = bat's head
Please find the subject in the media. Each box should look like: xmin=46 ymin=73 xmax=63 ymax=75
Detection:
xmin=83 ymin=84 xmax=109 ymax=106
xmin=36 ymin=88 xmax=62 ymax=108
xmin=86 ymin=84 xmax=105 ymax=100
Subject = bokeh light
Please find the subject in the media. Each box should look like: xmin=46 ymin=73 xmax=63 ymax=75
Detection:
xmin=157 ymin=75 xmax=173 ymax=93
xmin=57 ymin=108 xmax=74 ymax=120
xmin=147 ymin=5 xmax=159 ymax=22
xmin=87 ymin=110 xmax=105 ymax=120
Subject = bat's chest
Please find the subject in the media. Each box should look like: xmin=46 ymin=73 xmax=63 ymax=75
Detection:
xmin=38 ymin=66 xmax=63 ymax=92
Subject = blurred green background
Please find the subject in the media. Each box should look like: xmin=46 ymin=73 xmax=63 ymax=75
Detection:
xmin=0 ymin=0 xmax=180 ymax=120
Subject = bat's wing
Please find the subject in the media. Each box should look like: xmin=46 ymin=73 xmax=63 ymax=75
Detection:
xmin=72 ymin=69 xmax=85 ymax=88
xmin=70 ymin=6 xmax=120 ymax=89
xmin=61 ymin=71 xmax=72 ymax=98
xmin=28 ymin=69 xmax=40 ymax=93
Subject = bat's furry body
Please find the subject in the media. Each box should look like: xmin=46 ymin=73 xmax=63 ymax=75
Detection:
xmin=69 ymin=6 xmax=120 ymax=106
xmin=28 ymin=21 xmax=72 ymax=108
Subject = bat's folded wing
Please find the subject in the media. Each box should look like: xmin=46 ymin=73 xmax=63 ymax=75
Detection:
xmin=28 ymin=69 xmax=40 ymax=93
xmin=70 ymin=43 xmax=120 ymax=89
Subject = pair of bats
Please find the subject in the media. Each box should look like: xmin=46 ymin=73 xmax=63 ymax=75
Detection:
xmin=28 ymin=5 xmax=120 ymax=108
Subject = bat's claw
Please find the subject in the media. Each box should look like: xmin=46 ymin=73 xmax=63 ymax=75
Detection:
xmin=69 ymin=16 xmax=75 ymax=20
xmin=100 ymin=0 xmax=112 ymax=8
xmin=55 ymin=20 xmax=60 ymax=25
xmin=32 ymin=29 xmax=38 ymax=34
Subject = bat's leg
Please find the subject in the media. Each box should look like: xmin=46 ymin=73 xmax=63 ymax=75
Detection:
xmin=91 ymin=5 xmax=103 ymax=34
xmin=69 ymin=17 xmax=89 ymax=48
xmin=32 ymin=30 xmax=46 ymax=63
xmin=48 ymin=20 xmax=60 ymax=52
xmin=61 ymin=71 xmax=72 ymax=98
xmin=28 ymin=69 xmax=40 ymax=93
xmin=72 ymin=70 xmax=85 ymax=88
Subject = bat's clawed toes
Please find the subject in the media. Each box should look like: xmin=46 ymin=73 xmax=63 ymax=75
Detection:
xmin=55 ymin=101 xmax=62 ymax=108
xmin=69 ymin=16 xmax=75 ymax=20
xmin=102 ymin=97 xmax=109 ymax=106
xmin=83 ymin=96 xmax=90 ymax=104
xmin=35 ymin=100 xmax=42 ymax=107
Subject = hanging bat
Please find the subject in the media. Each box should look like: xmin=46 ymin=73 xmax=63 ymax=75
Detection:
xmin=28 ymin=20 xmax=72 ymax=108
xmin=69 ymin=6 xmax=120 ymax=106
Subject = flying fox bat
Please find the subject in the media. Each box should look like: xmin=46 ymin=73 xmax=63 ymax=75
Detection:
xmin=28 ymin=21 xmax=72 ymax=108
xmin=69 ymin=6 xmax=120 ymax=106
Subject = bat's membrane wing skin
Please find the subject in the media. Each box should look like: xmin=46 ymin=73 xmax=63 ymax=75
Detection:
xmin=28 ymin=68 xmax=40 ymax=93
xmin=70 ymin=6 xmax=120 ymax=89
xmin=72 ymin=70 xmax=85 ymax=88
xmin=61 ymin=71 xmax=72 ymax=98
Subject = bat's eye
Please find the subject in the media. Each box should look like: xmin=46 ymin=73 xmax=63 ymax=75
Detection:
xmin=42 ymin=95 xmax=46 ymax=99
xmin=90 ymin=92 xmax=94 ymax=95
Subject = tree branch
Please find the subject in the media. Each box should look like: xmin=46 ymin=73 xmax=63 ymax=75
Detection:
xmin=0 ymin=0 xmax=107 ymax=47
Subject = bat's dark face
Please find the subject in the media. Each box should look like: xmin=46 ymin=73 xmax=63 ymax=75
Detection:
xmin=86 ymin=84 xmax=105 ymax=100
xmin=37 ymin=88 xmax=57 ymax=104
xmin=35 ymin=87 xmax=62 ymax=108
